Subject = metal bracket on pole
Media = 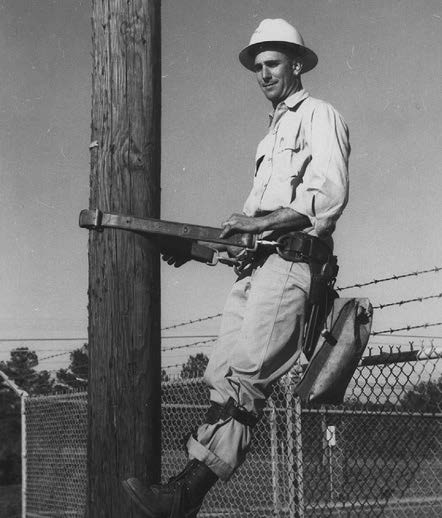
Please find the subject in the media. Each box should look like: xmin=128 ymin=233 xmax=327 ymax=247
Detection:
xmin=79 ymin=209 xmax=264 ymax=268
xmin=79 ymin=208 xmax=257 ymax=250
xmin=79 ymin=208 xmax=104 ymax=232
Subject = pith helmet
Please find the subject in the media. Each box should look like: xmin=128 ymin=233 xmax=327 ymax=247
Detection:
xmin=239 ymin=18 xmax=318 ymax=73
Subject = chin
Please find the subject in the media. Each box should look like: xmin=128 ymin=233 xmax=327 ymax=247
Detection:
xmin=264 ymin=92 xmax=278 ymax=103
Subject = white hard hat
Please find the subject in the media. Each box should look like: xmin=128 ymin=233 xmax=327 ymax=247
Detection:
xmin=239 ymin=19 xmax=318 ymax=73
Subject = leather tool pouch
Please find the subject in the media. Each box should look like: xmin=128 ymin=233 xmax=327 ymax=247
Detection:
xmin=303 ymin=256 xmax=339 ymax=360
xmin=295 ymin=298 xmax=373 ymax=405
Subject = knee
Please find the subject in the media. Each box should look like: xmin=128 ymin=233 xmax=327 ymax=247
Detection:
xmin=203 ymin=360 xmax=221 ymax=388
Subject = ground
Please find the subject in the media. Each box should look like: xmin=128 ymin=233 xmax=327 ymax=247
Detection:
xmin=0 ymin=484 xmax=20 ymax=518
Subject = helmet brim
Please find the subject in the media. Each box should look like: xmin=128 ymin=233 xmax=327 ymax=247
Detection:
xmin=239 ymin=41 xmax=318 ymax=73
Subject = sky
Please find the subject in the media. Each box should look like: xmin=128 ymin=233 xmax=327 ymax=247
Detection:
xmin=0 ymin=0 xmax=441 ymax=374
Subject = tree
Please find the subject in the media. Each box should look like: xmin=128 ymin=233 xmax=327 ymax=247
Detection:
xmin=0 ymin=347 xmax=54 ymax=395
xmin=180 ymin=353 xmax=209 ymax=379
xmin=400 ymin=376 xmax=442 ymax=414
xmin=161 ymin=369 xmax=170 ymax=383
xmin=55 ymin=344 xmax=88 ymax=390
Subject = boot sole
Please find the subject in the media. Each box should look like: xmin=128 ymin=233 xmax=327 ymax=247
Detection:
xmin=121 ymin=480 xmax=200 ymax=518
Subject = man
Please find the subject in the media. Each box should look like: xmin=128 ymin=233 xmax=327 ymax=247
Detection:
xmin=123 ymin=18 xmax=350 ymax=517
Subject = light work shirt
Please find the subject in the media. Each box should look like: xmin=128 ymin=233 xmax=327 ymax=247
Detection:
xmin=242 ymin=89 xmax=350 ymax=238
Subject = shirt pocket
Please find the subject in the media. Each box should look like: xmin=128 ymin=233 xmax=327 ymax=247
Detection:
xmin=273 ymin=135 xmax=305 ymax=177
xmin=274 ymin=136 xmax=311 ymax=201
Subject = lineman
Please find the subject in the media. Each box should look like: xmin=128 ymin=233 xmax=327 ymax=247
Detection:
xmin=123 ymin=18 xmax=350 ymax=517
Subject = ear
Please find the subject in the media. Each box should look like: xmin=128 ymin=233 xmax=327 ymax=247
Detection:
xmin=292 ymin=59 xmax=303 ymax=76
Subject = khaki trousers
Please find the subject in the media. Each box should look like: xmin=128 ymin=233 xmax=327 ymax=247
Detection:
xmin=187 ymin=254 xmax=310 ymax=480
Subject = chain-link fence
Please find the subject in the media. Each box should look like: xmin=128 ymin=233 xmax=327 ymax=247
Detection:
xmin=23 ymin=347 xmax=441 ymax=517
xmin=162 ymin=346 xmax=442 ymax=517
xmin=25 ymin=391 xmax=87 ymax=517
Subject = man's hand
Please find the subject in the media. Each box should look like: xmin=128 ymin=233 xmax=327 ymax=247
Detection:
xmin=220 ymin=213 xmax=263 ymax=238
xmin=160 ymin=239 xmax=192 ymax=268
xmin=161 ymin=252 xmax=190 ymax=268
xmin=221 ymin=208 xmax=312 ymax=239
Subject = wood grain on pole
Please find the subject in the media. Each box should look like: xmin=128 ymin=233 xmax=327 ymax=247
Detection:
xmin=88 ymin=1 xmax=161 ymax=516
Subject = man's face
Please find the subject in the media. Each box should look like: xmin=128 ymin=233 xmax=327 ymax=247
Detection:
xmin=253 ymin=49 xmax=301 ymax=106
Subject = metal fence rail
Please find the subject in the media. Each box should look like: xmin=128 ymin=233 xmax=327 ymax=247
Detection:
xmin=23 ymin=346 xmax=442 ymax=517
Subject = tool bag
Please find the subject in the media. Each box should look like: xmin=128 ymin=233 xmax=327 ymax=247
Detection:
xmin=294 ymin=297 xmax=373 ymax=405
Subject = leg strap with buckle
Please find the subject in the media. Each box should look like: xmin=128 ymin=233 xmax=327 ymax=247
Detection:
xmin=205 ymin=398 xmax=260 ymax=428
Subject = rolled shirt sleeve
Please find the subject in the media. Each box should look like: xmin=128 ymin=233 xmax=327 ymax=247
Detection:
xmin=289 ymin=101 xmax=350 ymax=236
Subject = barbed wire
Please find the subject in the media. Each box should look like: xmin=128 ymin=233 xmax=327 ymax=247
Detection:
xmin=160 ymin=267 xmax=442 ymax=331
xmin=163 ymin=362 xmax=186 ymax=370
xmin=0 ymin=348 xmax=77 ymax=352
xmin=162 ymin=338 xmax=217 ymax=352
xmin=162 ymin=313 xmax=222 ymax=331
xmin=35 ymin=323 xmax=442 ymax=364
xmin=36 ymin=337 xmax=217 ymax=363
xmin=373 ymin=333 xmax=442 ymax=339
xmin=162 ymin=335 xmax=217 ymax=339
xmin=38 ymin=351 xmax=74 ymax=362
xmin=0 ymin=338 xmax=86 ymax=344
xmin=372 ymin=292 xmax=442 ymax=310
xmin=371 ymin=322 xmax=442 ymax=336
xmin=336 ymin=265 xmax=441 ymax=291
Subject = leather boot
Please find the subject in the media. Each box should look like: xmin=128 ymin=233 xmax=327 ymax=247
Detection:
xmin=122 ymin=459 xmax=218 ymax=518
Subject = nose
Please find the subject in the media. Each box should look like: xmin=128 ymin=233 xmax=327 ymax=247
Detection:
xmin=261 ymin=65 xmax=272 ymax=81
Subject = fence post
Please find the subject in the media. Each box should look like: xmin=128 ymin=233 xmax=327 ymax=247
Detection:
xmin=284 ymin=372 xmax=304 ymax=518
xmin=269 ymin=399 xmax=280 ymax=517
xmin=293 ymin=393 xmax=304 ymax=518
xmin=21 ymin=393 xmax=27 ymax=518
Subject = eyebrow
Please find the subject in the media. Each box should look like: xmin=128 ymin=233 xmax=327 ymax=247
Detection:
xmin=253 ymin=59 xmax=281 ymax=70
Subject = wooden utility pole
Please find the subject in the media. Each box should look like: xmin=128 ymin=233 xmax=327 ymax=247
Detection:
xmin=88 ymin=1 xmax=161 ymax=516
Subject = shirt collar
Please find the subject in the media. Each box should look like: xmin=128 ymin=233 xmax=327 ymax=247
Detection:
xmin=284 ymin=88 xmax=310 ymax=109
xmin=269 ymin=89 xmax=310 ymax=122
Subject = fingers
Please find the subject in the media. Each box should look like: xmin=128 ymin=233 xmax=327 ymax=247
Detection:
xmin=221 ymin=213 xmax=241 ymax=228
xmin=220 ymin=214 xmax=257 ymax=238
xmin=219 ymin=224 xmax=232 ymax=239
xmin=161 ymin=253 xmax=189 ymax=268
xmin=162 ymin=254 xmax=175 ymax=265
xmin=220 ymin=214 xmax=242 ymax=238
xmin=173 ymin=257 xmax=189 ymax=268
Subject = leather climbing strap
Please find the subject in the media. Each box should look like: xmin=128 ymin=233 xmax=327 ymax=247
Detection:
xmin=79 ymin=209 xmax=256 ymax=250
xmin=205 ymin=398 xmax=260 ymax=428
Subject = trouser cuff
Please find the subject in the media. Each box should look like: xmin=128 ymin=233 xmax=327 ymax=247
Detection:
xmin=187 ymin=436 xmax=234 ymax=481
